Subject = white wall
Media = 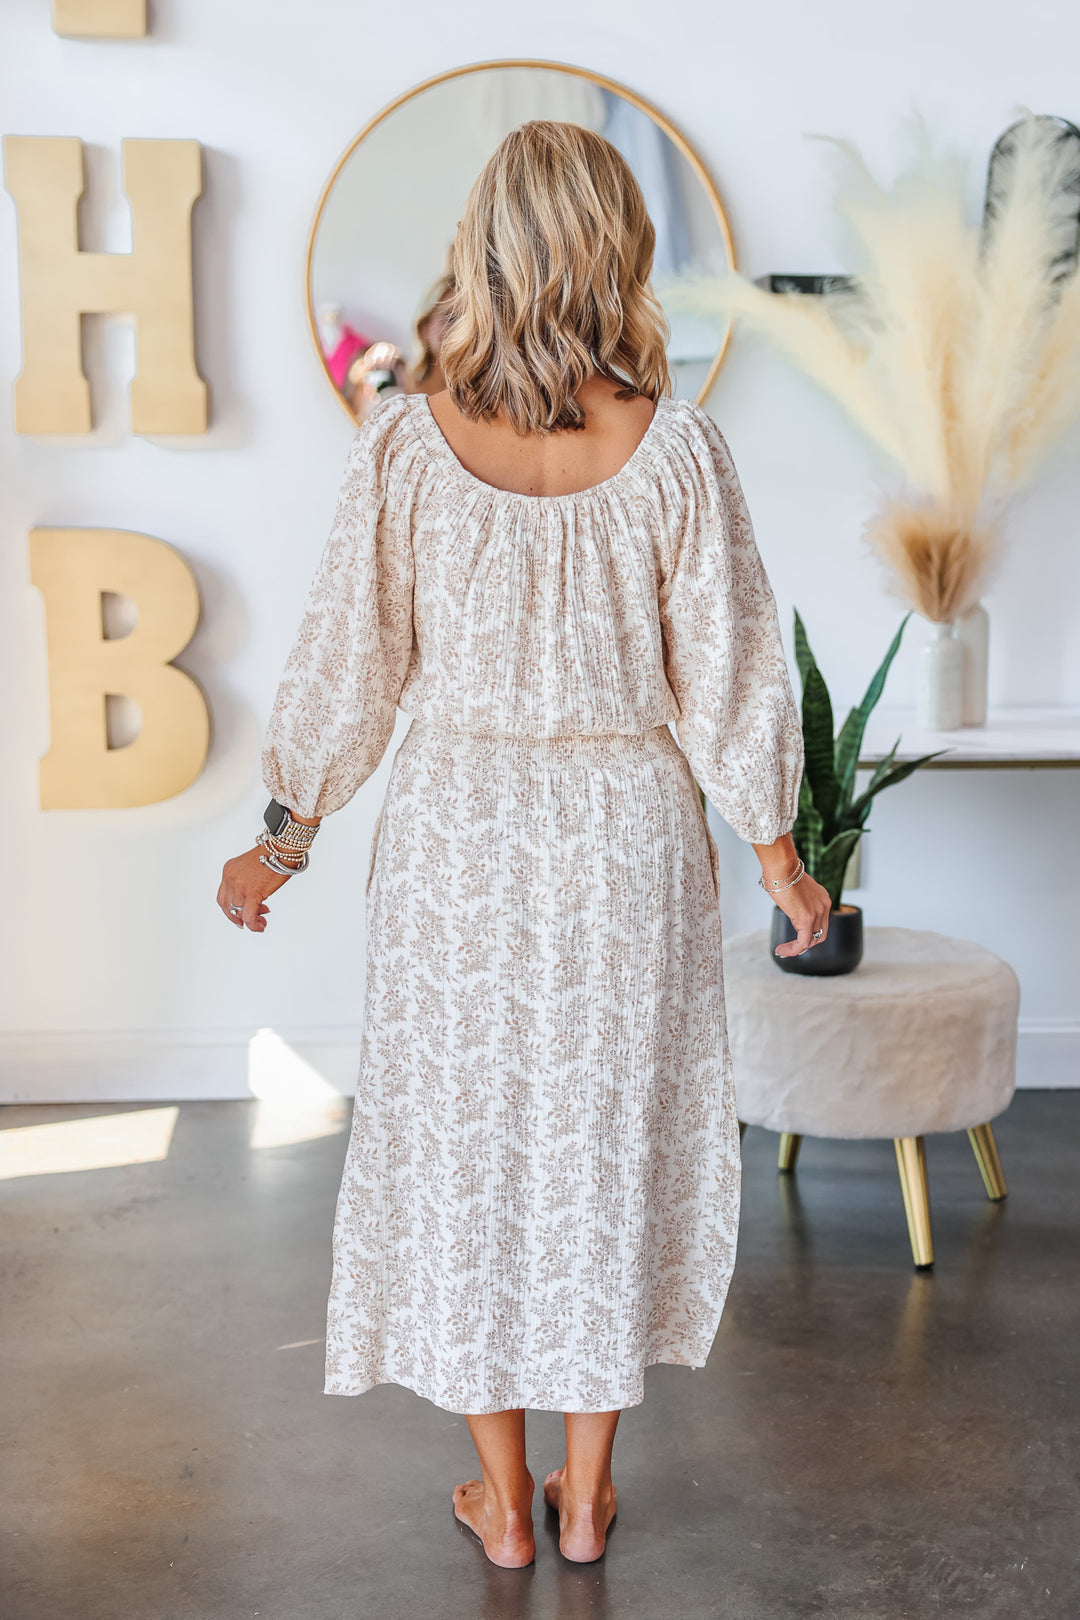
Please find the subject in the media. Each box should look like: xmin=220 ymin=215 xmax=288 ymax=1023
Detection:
xmin=1 ymin=0 xmax=1076 ymax=1100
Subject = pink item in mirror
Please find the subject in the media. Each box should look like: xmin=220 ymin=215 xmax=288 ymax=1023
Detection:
xmin=326 ymin=325 xmax=370 ymax=390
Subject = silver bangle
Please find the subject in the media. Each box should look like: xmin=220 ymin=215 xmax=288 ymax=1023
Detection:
xmin=257 ymin=829 xmax=308 ymax=875
xmin=758 ymin=857 xmax=805 ymax=894
xmin=259 ymin=850 xmax=308 ymax=876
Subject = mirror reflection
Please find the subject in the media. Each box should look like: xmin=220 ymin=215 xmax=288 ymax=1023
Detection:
xmin=308 ymin=63 xmax=735 ymax=421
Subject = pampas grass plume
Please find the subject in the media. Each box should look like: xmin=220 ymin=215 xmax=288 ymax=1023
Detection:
xmin=864 ymin=502 xmax=996 ymax=622
xmin=665 ymin=113 xmax=1080 ymax=620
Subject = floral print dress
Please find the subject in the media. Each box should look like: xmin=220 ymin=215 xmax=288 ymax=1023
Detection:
xmin=262 ymin=390 xmax=802 ymax=1414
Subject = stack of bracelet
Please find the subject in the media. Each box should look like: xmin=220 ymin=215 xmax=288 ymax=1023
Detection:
xmin=257 ymin=818 xmax=319 ymax=876
xmin=757 ymin=857 xmax=805 ymax=894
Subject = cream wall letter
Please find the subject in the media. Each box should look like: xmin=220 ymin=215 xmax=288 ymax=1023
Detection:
xmin=3 ymin=137 xmax=206 ymax=435
xmin=30 ymin=529 xmax=210 ymax=809
xmin=52 ymin=0 xmax=147 ymax=37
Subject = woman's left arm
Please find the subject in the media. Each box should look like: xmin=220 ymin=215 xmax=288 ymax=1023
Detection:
xmin=217 ymin=399 xmax=415 ymax=932
xmin=217 ymin=811 xmax=321 ymax=933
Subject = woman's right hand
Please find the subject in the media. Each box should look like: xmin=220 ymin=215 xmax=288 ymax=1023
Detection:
xmin=347 ymin=342 xmax=406 ymax=418
xmin=217 ymin=847 xmax=293 ymax=933
xmin=771 ymin=871 xmax=832 ymax=958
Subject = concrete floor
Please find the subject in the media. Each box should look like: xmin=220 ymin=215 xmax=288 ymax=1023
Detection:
xmin=1 ymin=1089 xmax=1077 ymax=1620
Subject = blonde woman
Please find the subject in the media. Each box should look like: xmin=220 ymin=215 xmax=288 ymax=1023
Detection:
xmin=218 ymin=122 xmax=827 ymax=1568
xmin=407 ymin=268 xmax=455 ymax=392
xmin=346 ymin=271 xmax=456 ymax=419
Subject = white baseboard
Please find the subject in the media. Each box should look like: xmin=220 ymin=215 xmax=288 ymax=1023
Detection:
xmin=0 ymin=1027 xmax=365 ymax=1104
xmin=0 ymin=1019 xmax=1075 ymax=1105
xmin=1015 ymin=1020 xmax=1080 ymax=1090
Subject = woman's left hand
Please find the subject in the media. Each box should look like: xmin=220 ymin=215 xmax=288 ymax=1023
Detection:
xmin=217 ymin=847 xmax=292 ymax=933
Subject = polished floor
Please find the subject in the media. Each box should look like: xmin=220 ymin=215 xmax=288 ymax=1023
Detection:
xmin=1 ymin=1089 xmax=1077 ymax=1620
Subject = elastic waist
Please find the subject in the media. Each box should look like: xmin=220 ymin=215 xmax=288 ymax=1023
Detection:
xmin=401 ymin=717 xmax=677 ymax=764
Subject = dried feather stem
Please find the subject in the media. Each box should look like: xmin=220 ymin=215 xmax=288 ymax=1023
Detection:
xmin=864 ymin=502 xmax=996 ymax=622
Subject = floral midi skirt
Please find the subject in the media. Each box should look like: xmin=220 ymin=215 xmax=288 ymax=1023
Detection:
xmin=323 ymin=718 xmax=742 ymax=1414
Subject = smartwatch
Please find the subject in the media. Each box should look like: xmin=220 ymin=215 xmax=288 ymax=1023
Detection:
xmin=264 ymin=798 xmax=292 ymax=837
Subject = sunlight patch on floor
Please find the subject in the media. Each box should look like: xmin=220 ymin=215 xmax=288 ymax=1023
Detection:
xmin=0 ymin=1107 xmax=179 ymax=1181
xmin=248 ymin=1028 xmax=348 ymax=1150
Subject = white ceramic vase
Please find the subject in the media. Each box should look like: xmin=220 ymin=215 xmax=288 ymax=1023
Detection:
xmin=916 ymin=622 xmax=964 ymax=731
xmin=956 ymin=602 xmax=989 ymax=727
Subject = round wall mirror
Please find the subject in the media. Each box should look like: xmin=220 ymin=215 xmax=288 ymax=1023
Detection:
xmin=306 ymin=60 xmax=736 ymax=423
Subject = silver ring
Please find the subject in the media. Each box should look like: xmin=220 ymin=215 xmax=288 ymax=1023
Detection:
xmin=812 ymin=928 xmax=824 ymax=940
xmin=230 ymin=905 xmax=243 ymax=916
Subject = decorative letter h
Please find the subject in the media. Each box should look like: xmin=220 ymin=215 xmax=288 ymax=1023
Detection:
xmin=4 ymin=136 xmax=207 ymax=435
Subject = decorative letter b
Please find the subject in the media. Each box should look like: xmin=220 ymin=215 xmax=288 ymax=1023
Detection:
xmin=30 ymin=528 xmax=210 ymax=809
xmin=4 ymin=137 xmax=206 ymax=435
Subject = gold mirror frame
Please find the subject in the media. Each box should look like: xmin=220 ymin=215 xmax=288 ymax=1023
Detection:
xmin=304 ymin=58 xmax=737 ymax=424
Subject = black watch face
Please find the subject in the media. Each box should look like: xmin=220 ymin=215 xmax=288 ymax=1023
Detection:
xmin=264 ymin=799 xmax=290 ymax=835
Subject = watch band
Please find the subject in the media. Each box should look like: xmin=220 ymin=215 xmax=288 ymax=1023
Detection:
xmin=262 ymin=799 xmax=319 ymax=851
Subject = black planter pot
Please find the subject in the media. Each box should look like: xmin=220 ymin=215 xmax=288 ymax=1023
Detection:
xmin=770 ymin=903 xmax=864 ymax=976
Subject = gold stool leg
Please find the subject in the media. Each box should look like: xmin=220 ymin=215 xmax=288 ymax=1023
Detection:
xmin=967 ymin=1123 xmax=1007 ymax=1201
xmin=894 ymin=1136 xmax=934 ymax=1269
xmin=777 ymin=1132 xmax=802 ymax=1173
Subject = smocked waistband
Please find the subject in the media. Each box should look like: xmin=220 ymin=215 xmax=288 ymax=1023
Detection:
xmin=400 ymin=717 xmax=677 ymax=761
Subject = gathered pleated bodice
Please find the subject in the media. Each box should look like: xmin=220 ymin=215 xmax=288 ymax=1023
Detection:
xmin=262 ymin=390 xmax=803 ymax=844
xmin=402 ymin=392 xmax=683 ymax=738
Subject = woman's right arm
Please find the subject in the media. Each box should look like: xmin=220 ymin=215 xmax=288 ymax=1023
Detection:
xmin=657 ymin=406 xmax=803 ymax=843
xmin=658 ymin=406 xmax=830 ymax=954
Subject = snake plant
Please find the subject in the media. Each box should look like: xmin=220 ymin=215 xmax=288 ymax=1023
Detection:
xmin=793 ymin=610 xmax=942 ymax=910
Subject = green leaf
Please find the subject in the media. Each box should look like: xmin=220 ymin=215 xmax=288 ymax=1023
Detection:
xmin=832 ymin=706 xmax=860 ymax=816
xmin=792 ymin=608 xmax=814 ymax=692
xmin=864 ymin=737 xmax=901 ymax=798
xmin=839 ymin=737 xmax=900 ymax=827
xmin=793 ymin=774 xmax=823 ymax=877
xmin=850 ymin=750 xmax=946 ymax=823
xmin=815 ymin=827 xmax=864 ymax=912
xmin=833 ymin=614 xmax=911 ymax=810
xmin=801 ymin=663 xmax=840 ymax=841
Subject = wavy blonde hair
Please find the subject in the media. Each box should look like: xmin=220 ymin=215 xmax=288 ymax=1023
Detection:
xmin=409 ymin=269 xmax=454 ymax=386
xmin=440 ymin=120 xmax=671 ymax=433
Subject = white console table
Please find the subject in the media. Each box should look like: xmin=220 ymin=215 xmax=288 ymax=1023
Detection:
xmin=859 ymin=707 xmax=1080 ymax=770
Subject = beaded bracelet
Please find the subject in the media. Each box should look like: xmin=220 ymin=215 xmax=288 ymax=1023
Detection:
xmin=267 ymin=817 xmax=319 ymax=853
xmin=262 ymin=828 xmax=309 ymax=862
xmin=257 ymin=828 xmax=309 ymax=875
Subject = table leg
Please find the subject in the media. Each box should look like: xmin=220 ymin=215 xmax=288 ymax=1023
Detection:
xmin=967 ymin=1123 xmax=1007 ymax=1201
xmin=894 ymin=1136 xmax=934 ymax=1269
xmin=738 ymin=1120 xmax=747 ymax=1141
xmin=778 ymin=1132 xmax=802 ymax=1173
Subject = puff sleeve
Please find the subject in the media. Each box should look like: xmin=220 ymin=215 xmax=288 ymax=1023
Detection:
xmin=260 ymin=397 xmax=415 ymax=819
xmin=658 ymin=405 xmax=803 ymax=844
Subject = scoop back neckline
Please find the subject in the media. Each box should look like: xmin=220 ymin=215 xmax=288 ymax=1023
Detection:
xmin=413 ymin=391 xmax=677 ymax=503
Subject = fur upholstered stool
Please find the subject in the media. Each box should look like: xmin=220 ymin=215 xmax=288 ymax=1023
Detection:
xmin=723 ymin=927 xmax=1020 ymax=1268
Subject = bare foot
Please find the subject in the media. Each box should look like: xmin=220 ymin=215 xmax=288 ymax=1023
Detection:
xmin=544 ymin=1467 xmax=617 ymax=1562
xmin=452 ymin=1477 xmax=536 ymax=1568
